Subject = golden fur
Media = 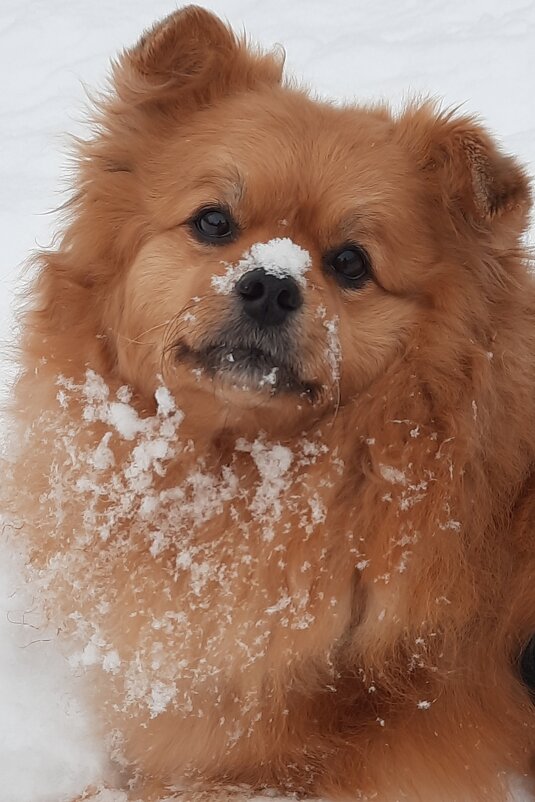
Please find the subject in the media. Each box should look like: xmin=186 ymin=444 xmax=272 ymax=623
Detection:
xmin=5 ymin=6 xmax=535 ymax=801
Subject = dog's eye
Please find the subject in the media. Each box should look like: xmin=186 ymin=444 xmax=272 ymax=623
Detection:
xmin=327 ymin=245 xmax=371 ymax=287
xmin=520 ymin=635 xmax=535 ymax=697
xmin=192 ymin=207 xmax=236 ymax=244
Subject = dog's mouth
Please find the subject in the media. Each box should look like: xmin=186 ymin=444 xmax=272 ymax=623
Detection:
xmin=175 ymin=339 xmax=318 ymax=400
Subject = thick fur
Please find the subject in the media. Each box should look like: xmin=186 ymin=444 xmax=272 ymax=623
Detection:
xmin=5 ymin=6 xmax=535 ymax=801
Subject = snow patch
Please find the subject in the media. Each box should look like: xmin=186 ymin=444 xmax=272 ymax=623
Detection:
xmin=212 ymin=238 xmax=311 ymax=294
xmin=379 ymin=464 xmax=407 ymax=485
xmin=0 ymin=545 xmax=105 ymax=802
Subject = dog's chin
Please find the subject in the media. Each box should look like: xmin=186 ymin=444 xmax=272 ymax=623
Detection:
xmin=174 ymin=340 xmax=320 ymax=405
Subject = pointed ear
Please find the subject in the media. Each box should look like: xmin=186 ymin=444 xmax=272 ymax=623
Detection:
xmin=114 ymin=6 xmax=283 ymax=108
xmin=396 ymin=102 xmax=531 ymax=230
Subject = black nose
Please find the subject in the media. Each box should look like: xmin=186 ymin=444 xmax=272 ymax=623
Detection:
xmin=235 ymin=268 xmax=303 ymax=327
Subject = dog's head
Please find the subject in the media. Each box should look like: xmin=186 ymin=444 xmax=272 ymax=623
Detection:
xmin=33 ymin=6 xmax=531 ymax=437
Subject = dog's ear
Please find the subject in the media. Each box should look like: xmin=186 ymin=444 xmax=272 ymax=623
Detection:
xmin=114 ymin=6 xmax=283 ymax=108
xmin=396 ymin=103 xmax=531 ymax=231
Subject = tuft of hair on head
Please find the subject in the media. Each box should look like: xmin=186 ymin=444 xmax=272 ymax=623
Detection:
xmin=113 ymin=5 xmax=284 ymax=110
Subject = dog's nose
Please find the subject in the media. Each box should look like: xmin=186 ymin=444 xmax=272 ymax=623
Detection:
xmin=235 ymin=268 xmax=302 ymax=327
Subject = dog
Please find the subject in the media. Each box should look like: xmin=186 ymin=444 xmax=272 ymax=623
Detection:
xmin=4 ymin=6 xmax=535 ymax=801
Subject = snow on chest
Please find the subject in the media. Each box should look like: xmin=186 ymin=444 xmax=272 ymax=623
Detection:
xmin=39 ymin=373 xmax=351 ymax=719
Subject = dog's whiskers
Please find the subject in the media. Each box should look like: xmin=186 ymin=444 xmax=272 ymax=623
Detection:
xmin=115 ymin=320 xmax=172 ymax=346
xmin=160 ymin=301 xmax=204 ymax=383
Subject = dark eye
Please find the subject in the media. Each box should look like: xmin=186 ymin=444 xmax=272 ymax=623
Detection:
xmin=192 ymin=207 xmax=236 ymax=244
xmin=520 ymin=635 xmax=535 ymax=697
xmin=327 ymin=245 xmax=371 ymax=287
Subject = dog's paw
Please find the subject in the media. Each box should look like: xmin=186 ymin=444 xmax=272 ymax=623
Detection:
xmin=70 ymin=782 xmax=179 ymax=802
xmin=71 ymin=782 xmax=287 ymax=802
xmin=72 ymin=787 xmax=129 ymax=802
xmin=72 ymin=786 xmax=159 ymax=802
xmin=157 ymin=787 xmax=253 ymax=802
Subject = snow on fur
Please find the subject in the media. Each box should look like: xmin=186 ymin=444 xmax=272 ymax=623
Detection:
xmin=8 ymin=372 xmax=344 ymax=734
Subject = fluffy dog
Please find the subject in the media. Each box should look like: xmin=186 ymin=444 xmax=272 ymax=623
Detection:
xmin=5 ymin=6 xmax=535 ymax=801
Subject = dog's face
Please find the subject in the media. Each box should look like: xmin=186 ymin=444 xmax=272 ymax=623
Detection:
xmin=71 ymin=7 xmax=528 ymax=436
xmin=116 ymin=94 xmax=425 ymax=433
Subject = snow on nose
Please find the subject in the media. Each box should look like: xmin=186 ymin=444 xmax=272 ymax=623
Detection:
xmin=211 ymin=237 xmax=312 ymax=295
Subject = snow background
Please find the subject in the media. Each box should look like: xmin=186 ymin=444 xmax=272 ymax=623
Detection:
xmin=0 ymin=0 xmax=534 ymax=800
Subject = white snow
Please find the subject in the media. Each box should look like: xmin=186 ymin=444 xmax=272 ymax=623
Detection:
xmin=417 ymin=700 xmax=433 ymax=710
xmin=212 ymin=238 xmax=312 ymax=294
xmin=236 ymin=437 xmax=294 ymax=521
xmin=260 ymin=367 xmax=279 ymax=387
xmin=0 ymin=545 xmax=106 ymax=802
xmin=379 ymin=464 xmax=408 ymax=485
xmin=82 ymin=792 xmax=127 ymax=802
xmin=1 ymin=1 xmax=535 ymax=801
xmin=69 ymin=369 xmax=184 ymax=442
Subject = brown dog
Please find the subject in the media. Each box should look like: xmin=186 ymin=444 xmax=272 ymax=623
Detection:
xmin=5 ymin=6 xmax=535 ymax=801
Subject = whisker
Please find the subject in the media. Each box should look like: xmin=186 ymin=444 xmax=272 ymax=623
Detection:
xmin=114 ymin=320 xmax=172 ymax=346
xmin=329 ymin=377 xmax=342 ymax=426
xmin=160 ymin=301 xmax=205 ymax=383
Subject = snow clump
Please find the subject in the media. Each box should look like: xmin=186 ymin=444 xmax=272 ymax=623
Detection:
xmin=212 ymin=238 xmax=311 ymax=294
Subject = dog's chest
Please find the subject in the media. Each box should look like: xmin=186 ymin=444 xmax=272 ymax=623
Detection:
xmin=60 ymin=434 xmax=357 ymax=721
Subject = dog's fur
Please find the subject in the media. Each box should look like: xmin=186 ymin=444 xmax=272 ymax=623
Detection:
xmin=6 ymin=6 xmax=535 ymax=801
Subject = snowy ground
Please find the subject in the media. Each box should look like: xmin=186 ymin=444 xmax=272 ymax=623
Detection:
xmin=1 ymin=1 xmax=535 ymax=800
